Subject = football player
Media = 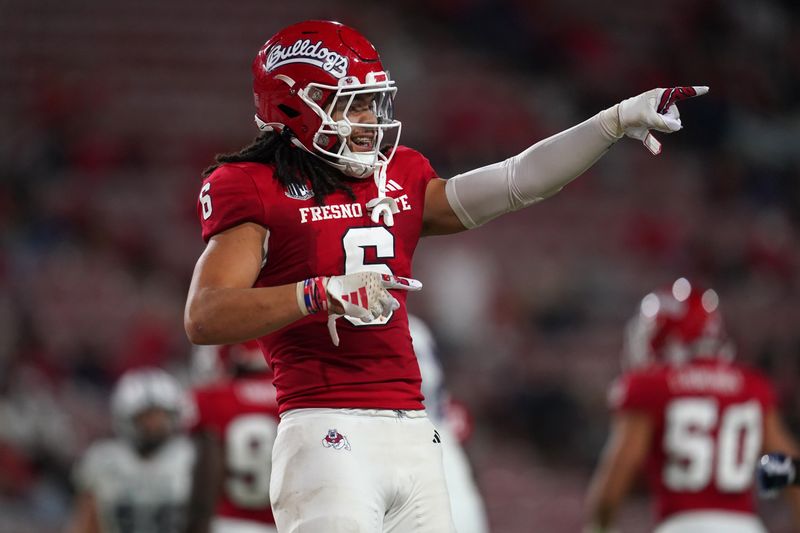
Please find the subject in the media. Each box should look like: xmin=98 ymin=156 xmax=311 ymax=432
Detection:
xmin=409 ymin=315 xmax=490 ymax=533
xmin=67 ymin=367 xmax=194 ymax=533
xmin=184 ymin=19 xmax=708 ymax=532
xmin=184 ymin=342 xmax=279 ymax=533
xmin=585 ymin=279 xmax=800 ymax=533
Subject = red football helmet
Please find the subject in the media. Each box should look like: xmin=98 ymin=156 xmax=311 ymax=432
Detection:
xmin=252 ymin=20 xmax=401 ymax=179
xmin=622 ymin=278 xmax=733 ymax=369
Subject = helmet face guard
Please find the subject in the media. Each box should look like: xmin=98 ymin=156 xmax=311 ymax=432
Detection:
xmin=253 ymin=21 xmax=402 ymax=179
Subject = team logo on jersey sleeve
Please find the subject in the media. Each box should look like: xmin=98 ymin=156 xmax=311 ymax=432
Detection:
xmin=322 ymin=428 xmax=351 ymax=451
xmin=285 ymin=183 xmax=315 ymax=200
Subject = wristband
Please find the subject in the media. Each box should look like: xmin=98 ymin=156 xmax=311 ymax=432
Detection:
xmin=297 ymin=277 xmax=328 ymax=316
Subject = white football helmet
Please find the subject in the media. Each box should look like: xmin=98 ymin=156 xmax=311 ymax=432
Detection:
xmin=110 ymin=367 xmax=185 ymax=448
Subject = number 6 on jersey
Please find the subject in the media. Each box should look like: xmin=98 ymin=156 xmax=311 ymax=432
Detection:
xmin=342 ymin=226 xmax=396 ymax=326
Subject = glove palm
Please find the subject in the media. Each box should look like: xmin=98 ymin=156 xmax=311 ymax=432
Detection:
xmin=298 ymin=272 xmax=422 ymax=346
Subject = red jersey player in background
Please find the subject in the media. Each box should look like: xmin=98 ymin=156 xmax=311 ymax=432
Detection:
xmin=585 ymin=278 xmax=800 ymax=533
xmin=184 ymin=342 xmax=279 ymax=533
xmin=184 ymin=19 xmax=709 ymax=532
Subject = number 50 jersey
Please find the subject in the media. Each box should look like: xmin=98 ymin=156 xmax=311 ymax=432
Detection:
xmin=609 ymin=358 xmax=777 ymax=521
xmin=197 ymin=146 xmax=437 ymax=414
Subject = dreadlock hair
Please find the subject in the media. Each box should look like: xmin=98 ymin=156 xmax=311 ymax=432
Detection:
xmin=202 ymin=130 xmax=354 ymax=205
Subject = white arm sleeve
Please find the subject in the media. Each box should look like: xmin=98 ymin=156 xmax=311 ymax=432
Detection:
xmin=444 ymin=107 xmax=622 ymax=229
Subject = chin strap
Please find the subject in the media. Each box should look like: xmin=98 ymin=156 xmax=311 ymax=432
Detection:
xmin=263 ymin=118 xmax=401 ymax=225
xmin=302 ymin=140 xmax=401 ymax=226
xmin=366 ymin=163 xmax=400 ymax=227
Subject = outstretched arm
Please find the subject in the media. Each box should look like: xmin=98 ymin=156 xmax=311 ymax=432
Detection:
xmin=585 ymin=411 xmax=653 ymax=533
xmin=422 ymin=86 xmax=708 ymax=236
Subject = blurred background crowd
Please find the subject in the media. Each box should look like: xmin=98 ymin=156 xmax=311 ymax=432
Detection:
xmin=1 ymin=0 xmax=799 ymax=531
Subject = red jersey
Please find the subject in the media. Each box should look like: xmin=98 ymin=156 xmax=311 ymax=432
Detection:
xmin=197 ymin=146 xmax=436 ymax=413
xmin=609 ymin=359 xmax=776 ymax=521
xmin=189 ymin=374 xmax=280 ymax=525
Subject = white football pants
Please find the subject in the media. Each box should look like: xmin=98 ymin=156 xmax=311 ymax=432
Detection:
xmin=212 ymin=517 xmax=278 ymax=533
xmin=655 ymin=511 xmax=767 ymax=533
xmin=438 ymin=424 xmax=489 ymax=533
xmin=270 ymin=408 xmax=456 ymax=533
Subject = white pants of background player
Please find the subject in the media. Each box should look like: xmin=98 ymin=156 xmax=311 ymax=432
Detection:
xmin=212 ymin=517 xmax=278 ymax=533
xmin=655 ymin=511 xmax=767 ymax=533
xmin=437 ymin=424 xmax=489 ymax=533
xmin=270 ymin=408 xmax=456 ymax=533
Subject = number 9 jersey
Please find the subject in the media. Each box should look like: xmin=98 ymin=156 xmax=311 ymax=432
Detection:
xmin=189 ymin=373 xmax=281 ymax=528
xmin=608 ymin=357 xmax=776 ymax=522
xmin=196 ymin=146 xmax=437 ymax=414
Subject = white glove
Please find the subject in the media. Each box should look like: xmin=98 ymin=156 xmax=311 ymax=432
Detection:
xmin=297 ymin=272 xmax=422 ymax=346
xmin=326 ymin=271 xmax=420 ymax=320
xmin=758 ymin=453 xmax=798 ymax=497
xmin=605 ymin=86 xmax=709 ymax=155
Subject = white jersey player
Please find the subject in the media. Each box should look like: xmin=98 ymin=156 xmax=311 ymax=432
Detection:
xmin=67 ymin=367 xmax=195 ymax=533
xmin=409 ymin=315 xmax=490 ymax=533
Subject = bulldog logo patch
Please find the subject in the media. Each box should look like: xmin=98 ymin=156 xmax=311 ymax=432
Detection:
xmin=322 ymin=428 xmax=351 ymax=451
